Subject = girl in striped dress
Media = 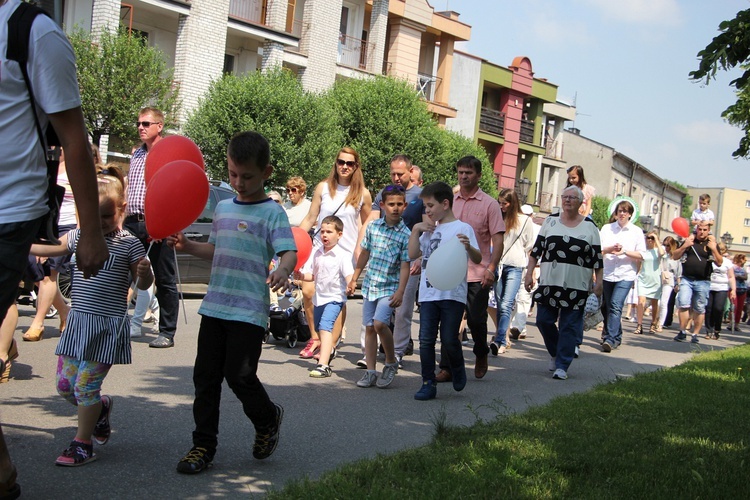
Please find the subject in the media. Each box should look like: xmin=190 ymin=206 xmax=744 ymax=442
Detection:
xmin=31 ymin=166 xmax=153 ymax=466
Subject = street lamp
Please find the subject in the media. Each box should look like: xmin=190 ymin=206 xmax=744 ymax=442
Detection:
xmin=721 ymin=231 xmax=734 ymax=249
xmin=516 ymin=177 xmax=532 ymax=204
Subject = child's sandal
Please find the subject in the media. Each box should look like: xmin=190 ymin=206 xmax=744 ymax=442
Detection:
xmin=633 ymin=324 xmax=643 ymax=335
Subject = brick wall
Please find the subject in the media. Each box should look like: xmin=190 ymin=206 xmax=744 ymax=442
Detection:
xmin=298 ymin=0 xmax=342 ymax=93
xmin=90 ymin=0 xmax=120 ymax=40
xmin=172 ymin=0 xmax=231 ymax=125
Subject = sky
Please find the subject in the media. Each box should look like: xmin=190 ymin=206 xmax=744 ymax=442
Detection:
xmin=443 ymin=0 xmax=750 ymax=190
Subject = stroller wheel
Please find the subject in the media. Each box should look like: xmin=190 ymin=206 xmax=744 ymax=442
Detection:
xmin=287 ymin=331 xmax=298 ymax=348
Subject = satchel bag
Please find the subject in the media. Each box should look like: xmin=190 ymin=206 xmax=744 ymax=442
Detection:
xmin=583 ymin=294 xmax=603 ymax=331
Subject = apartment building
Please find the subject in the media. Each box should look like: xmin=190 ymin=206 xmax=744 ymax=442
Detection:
xmin=562 ymin=130 xmax=686 ymax=235
xmin=48 ymin=0 xmax=468 ymax=129
xmin=446 ymin=52 xmax=576 ymax=208
xmin=687 ymin=187 xmax=750 ymax=254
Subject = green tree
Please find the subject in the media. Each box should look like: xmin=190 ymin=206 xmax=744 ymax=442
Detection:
xmin=590 ymin=195 xmax=612 ymax=228
xmin=690 ymin=9 xmax=750 ymax=157
xmin=183 ymin=68 xmax=343 ymax=184
xmin=667 ymin=180 xmax=692 ymax=218
xmin=324 ymin=76 xmax=495 ymax=195
xmin=69 ymin=27 xmax=179 ymax=147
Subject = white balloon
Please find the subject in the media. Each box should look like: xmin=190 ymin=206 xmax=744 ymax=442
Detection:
xmin=425 ymin=236 xmax=468 ymax=291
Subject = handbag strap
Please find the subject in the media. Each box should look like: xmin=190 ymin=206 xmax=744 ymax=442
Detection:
xmin=312 ymin=198 xmax=346 ymax=239
xmin=501 ymin=216 xmax=530 ymax=261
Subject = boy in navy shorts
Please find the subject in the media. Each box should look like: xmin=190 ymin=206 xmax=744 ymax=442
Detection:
xmin=170 ymin=131 xmax=297 ymax=474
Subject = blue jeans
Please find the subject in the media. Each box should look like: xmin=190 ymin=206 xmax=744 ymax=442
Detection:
xmin=536 ymin=303 xmax=584 ymax=371
xmin=419 ymin=300 xmax=466 ymax=383
xmin=492 ymin=266 xmax=524 ymax=346
xmin=602 ymin=280 xmax=633 ymax=348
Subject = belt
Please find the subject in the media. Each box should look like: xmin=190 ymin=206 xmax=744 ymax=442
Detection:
xmin=125 ymin=214 xmax=145 ymax=222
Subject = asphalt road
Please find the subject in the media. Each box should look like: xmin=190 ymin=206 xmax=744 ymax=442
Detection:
xmin=2 ymin=297 xmax=745 ymax=498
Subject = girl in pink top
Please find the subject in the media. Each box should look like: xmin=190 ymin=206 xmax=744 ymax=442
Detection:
xmin=566 ymin=165 xmax=595 ymax=216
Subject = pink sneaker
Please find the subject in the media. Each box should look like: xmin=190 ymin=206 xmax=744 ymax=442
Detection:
xmin=299 ymin=339 xmax=320 ymax=359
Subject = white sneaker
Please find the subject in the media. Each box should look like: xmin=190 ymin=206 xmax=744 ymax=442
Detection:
xmin=549 ymin=357 xmax=556 ymax=371
xmin=552 ymin=368 xmax=568 ymax=380
xmin=574 ymin=346 xmax=580 ymax=358
xmin=356 ymin=370 xmax=378 ymax=387
xmin=130 ymin=325 xmax=143 ymax=338
xmin=356 ymin=358 xmax=367 ymax=369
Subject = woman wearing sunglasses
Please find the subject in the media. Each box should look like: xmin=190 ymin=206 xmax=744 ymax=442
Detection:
xmin=283 ymin=176 xmax=311 ymax=227
xmin=615 ymin=230 xmax=665 ymax=334
xmin=297 ymin=148 xmax=372 ymax=360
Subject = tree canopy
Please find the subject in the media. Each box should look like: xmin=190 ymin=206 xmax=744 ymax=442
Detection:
xmin=184 ymin=71 xmax=495 ymax=195
xmin=69 ymin=27 xmax=179 ymax=148
xmin=690 ymin=8 xmax=750 ymax=158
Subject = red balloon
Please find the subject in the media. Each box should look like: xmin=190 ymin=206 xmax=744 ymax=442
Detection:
xmin=145 ymin=135 xmax=205 ymax=185
xmin=671 ymin=217 xmax=690 ymax=238
xmin=291 ymin=227 xmax=312 ymax=271
xmin=145 ymin=160 xmax=209 ymax=240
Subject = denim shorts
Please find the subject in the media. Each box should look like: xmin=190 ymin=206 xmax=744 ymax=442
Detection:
xmin=362 ymin=296 xmax=394 ymax=327
xmin=313 ymin=301 xmax=344 ymax=333
xmin=676 ymin=277 xmax=710 ymax=314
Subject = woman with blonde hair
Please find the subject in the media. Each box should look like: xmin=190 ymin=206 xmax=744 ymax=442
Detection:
xmin=283 ymin=176 xmax=311 ymax=227
xmin=298 ymin=148 xmax=372 ymax=360
xmin=617 ymin=230 xmax=665 ymax=334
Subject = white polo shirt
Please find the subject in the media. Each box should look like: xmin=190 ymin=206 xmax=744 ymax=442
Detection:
xmin=600 ymin=221 xmax=645 ymax=282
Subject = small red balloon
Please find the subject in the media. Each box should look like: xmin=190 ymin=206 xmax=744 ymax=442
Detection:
xmin=671 ymin=217 xmax=690 ymax=238
xmin=145 ymin=160 xmax=209 ymax=240
xmin=145 ymin=135 xmax=205 ymax=185
xmin=291 ymin=227 xmax=312 ymax=271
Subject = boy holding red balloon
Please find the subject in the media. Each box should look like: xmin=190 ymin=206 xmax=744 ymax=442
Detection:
xmin=168 ymin=131 xmax=297 ymax=474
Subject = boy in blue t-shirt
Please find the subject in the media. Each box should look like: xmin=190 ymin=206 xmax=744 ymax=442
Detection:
xmin=408 ymin=182 xmax=481 ymax=401
xmin=170 ymin=131 xmax=297 ymax=474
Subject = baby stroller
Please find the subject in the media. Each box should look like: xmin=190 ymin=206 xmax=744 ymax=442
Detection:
xmin=266 ymin=284 xmax=310 ymax=348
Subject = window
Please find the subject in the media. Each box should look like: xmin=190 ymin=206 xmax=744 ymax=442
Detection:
xmin=746 ymin=200 xmax=750 ymax=208
xmin=743 ymin=237 xmax=749 ymax=245
xmin=745 ymin=219 xmax=750 ymax=227
xmin=223 ymin=54 xmax=235 ymax=75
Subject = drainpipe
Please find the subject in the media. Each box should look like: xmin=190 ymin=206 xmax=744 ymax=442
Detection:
xmin=628 ymin=161 xmax=637 ymax=198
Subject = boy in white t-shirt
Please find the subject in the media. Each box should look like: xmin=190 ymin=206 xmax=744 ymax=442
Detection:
xmin=407 ymin=182 xmax=481 ymax=401
xmin=298 ymin=215 xmax=353 ymax=378
xmin=691 ymin=193 xmax=715 ymax=229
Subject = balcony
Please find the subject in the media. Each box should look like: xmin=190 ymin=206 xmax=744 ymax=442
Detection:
xmin=229 ymin=0 xmax=266 ymax=25
xmin=520 ymin=117 xmax=535 ymax=143
xmin=338 ymin=34 xmax=373 ymax=70
xmin=544 ymin=138 xmax=563 ymax=160
xmin=479 ymin=107 xmax=505 ymax=136
xmin=417 ymin=72 xmax=441 ymax=102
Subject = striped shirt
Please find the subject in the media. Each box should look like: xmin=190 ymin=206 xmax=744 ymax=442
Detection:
xmin=55 ymin=228 xmax=144 ymax=364
xmin=126 ymin=145 xmax=147 ymax=216
xmin=199 ymin=198 xmax=296 ymax=327
xmin=360 ymin=218 xmax=410 ymax=300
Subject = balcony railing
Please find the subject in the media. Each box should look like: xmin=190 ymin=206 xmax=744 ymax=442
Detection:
xmin=417 ymin=72 xmax=441 ymax=101
xmin=520 ymin=118 xmax=535 ymax=143
xmin=479 ymin=107 xmax=505 ymax=136
xmin=229 ymin=0 xmax=266 ymax=25
xmin=338 ymin=34 xmax=373 ymax=70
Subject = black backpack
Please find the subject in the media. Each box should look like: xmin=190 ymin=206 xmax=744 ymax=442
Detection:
xmin=6 ymin=1 xmax=64 ymax=245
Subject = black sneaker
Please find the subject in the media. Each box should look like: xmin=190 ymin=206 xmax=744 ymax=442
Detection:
xmin=93 ymin=395 xmax=113 ymax=445
xmin=253 ymin=403 xmax=283 ymax=460
xmin=177 ymin=446 xmax=214 ymax=474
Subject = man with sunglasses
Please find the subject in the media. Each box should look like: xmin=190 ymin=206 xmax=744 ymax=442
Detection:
xmin=124 ymin=107 xmax=179 ymax=348
xmin=365 ymin=154 xmax=425 ymax=368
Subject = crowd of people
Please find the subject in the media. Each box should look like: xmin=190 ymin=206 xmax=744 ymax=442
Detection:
xmin=0 ymin=1 xmax=747 ymax=493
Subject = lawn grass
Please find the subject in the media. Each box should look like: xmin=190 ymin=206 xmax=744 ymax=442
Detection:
xmin=269 ymin=344 xmax=750 ymax=499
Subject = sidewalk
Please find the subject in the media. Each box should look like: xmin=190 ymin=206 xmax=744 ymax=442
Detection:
xmin=2 ymin=299 xmax=744 ymax=498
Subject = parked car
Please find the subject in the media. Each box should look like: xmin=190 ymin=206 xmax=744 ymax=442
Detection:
xmin=177 ymin=180 xmax=235 ymax=285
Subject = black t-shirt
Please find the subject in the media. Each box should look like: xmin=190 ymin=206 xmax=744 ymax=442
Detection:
xmin=681 ymin=239 xmax=713 ymax=280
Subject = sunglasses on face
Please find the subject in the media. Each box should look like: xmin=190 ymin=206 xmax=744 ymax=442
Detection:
xmin=287 ymin=187 xmax=299 ymax=194
xmin=647 ymin=236 xmax=655 ymax=241
xmin=136 ymin=121 xmax=160 ymax=128
xmin=336 ymin=159 xmax=357 ymax=168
